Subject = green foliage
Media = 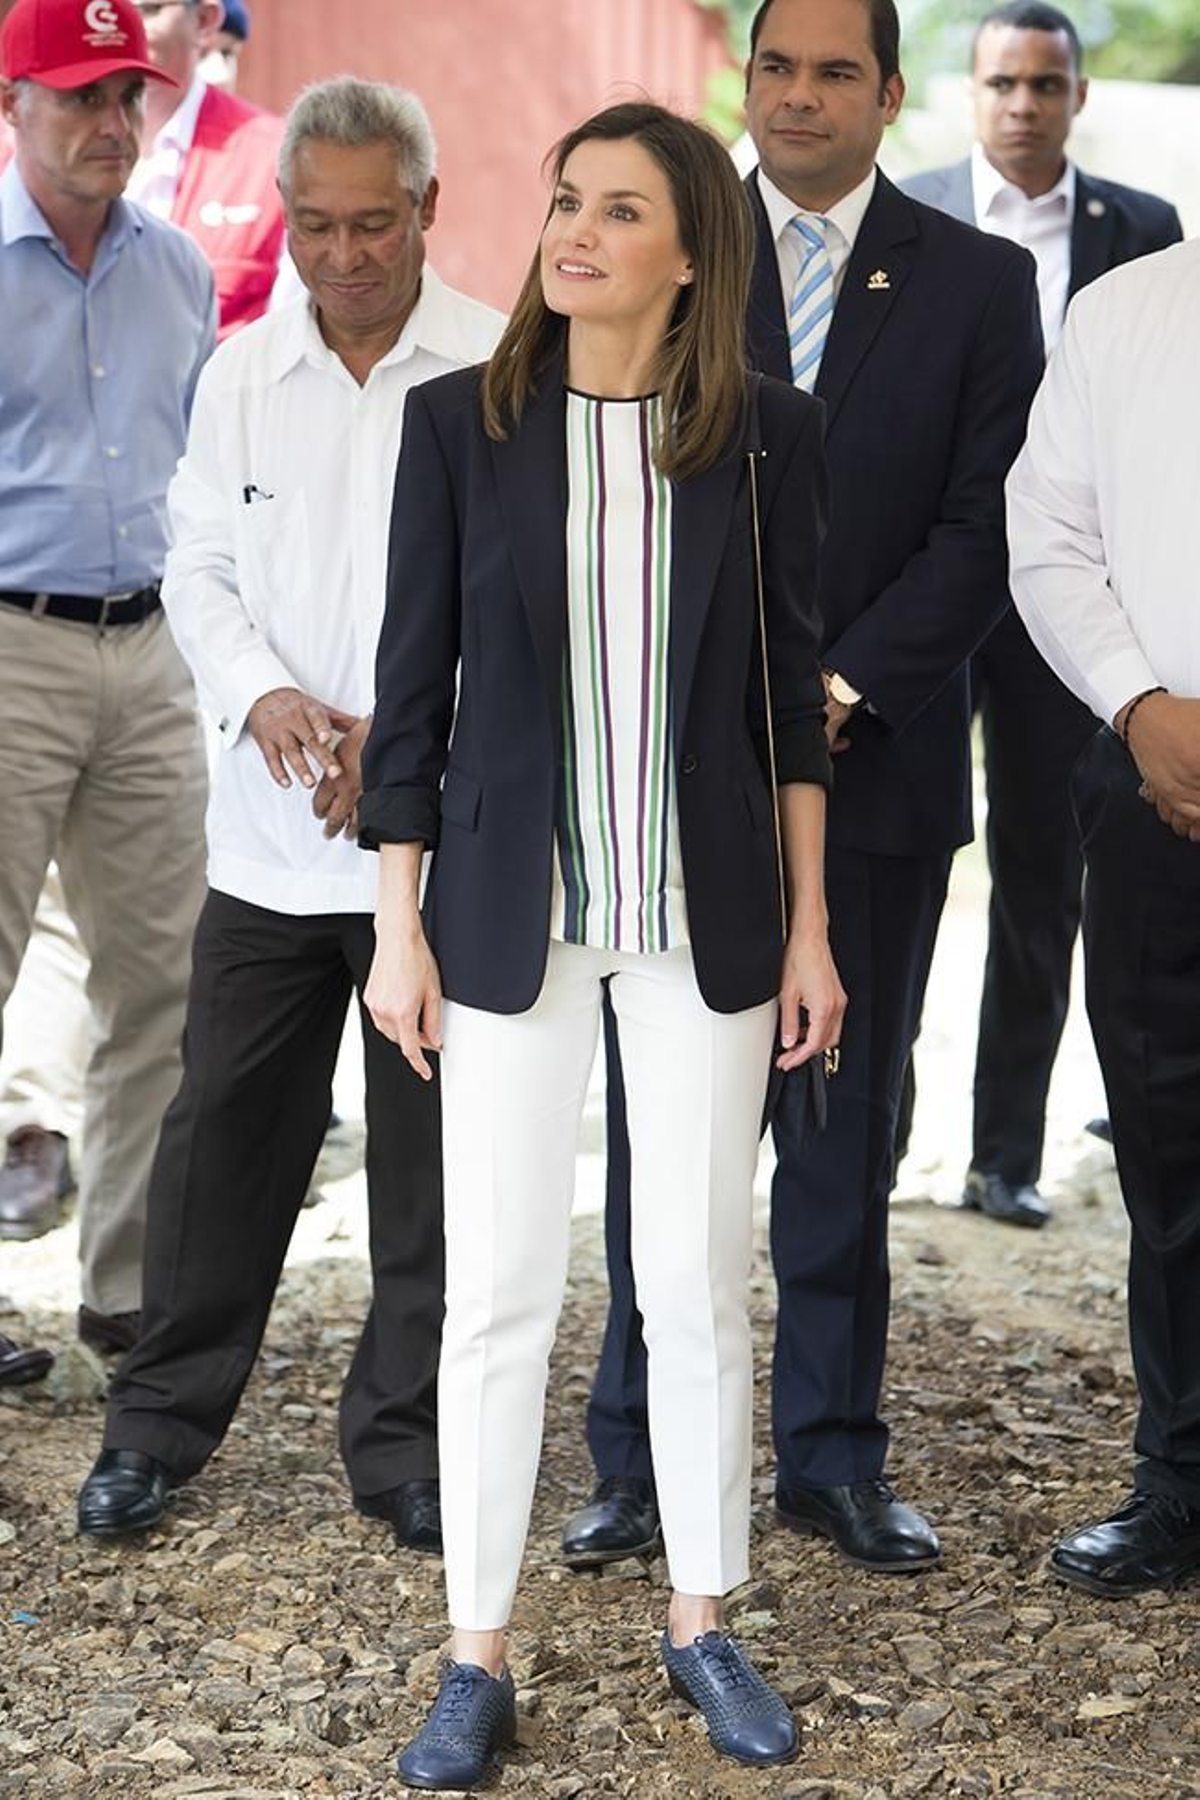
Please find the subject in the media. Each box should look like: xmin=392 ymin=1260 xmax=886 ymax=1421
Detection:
xmin=697 ymin=0 xmax=1200 ymax=108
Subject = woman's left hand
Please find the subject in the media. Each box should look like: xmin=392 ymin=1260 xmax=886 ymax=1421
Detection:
xmin=776 ymin=928 xmax=846 ymax=1070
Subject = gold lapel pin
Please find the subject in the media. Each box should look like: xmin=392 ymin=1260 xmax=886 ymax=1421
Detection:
xmin=867 ymin=269 xmax=891 ymax=291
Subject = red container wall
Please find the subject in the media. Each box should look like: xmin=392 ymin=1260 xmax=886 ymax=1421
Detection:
xmin=237 ymin=0 xmax=734 ymax=310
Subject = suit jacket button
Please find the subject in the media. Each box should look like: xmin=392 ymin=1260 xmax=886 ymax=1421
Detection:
xmin=681 ymin=754 xmax=699 ymax=775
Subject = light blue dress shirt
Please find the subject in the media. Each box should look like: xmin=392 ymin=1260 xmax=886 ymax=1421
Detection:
xmin=0 ymin=161 xmax=216 ymax=595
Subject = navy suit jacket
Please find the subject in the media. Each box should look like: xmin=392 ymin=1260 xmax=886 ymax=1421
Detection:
xmin=745 ymin=168 xmax=1043 ymax=858
xmin=361 ymin=365 xmax=830 ymax=1016
xmin=901 ymin=158 xmax=1183 ymax=300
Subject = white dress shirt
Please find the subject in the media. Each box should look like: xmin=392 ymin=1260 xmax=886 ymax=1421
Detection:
xmin=971 ymin=142 xmax=1074 ymax=354
xmin=126 ymin=72 xmax=207 ymax=219
xmin=163 ymin=267 xmax=506 ymax=915
xmin=1007 ymin=238 xmax=1200 ymax=728
xmin=755 ymin=164 xmax=877 ymax=310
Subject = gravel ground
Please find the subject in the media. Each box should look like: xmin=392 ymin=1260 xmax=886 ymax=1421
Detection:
xmin=2 ymin=842 xmax=1199 ymax=1800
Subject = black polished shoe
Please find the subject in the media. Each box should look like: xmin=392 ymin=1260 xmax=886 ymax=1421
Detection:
xmin=962 ymin=1168 xmax=1051 ymax=1229
xmin=354 ymin=1478 xmax=442 ymax=1555
xmin=77 ymin=1449 xmax=174 ymax=1537
xmin=0 ymin=1332 xmax=54 ymax=1386
xmin=77 ymin=1307 xmax=141 ymax=1356
xmin=776 ymin=1478 xmax=941 ymax=1571
xmin=561 ymin=1475 xmax=661 ymax=1568
xmin=397 ymin=1659 xmax=516 ymax=1790
xmin=1050 ymin=1490 xmax=1200 ymax=1597
xmin=1085 ymin=1116 xmax=1113 ymax=1144
xmin=661 ymin=1630 xmax=798 ymax=1767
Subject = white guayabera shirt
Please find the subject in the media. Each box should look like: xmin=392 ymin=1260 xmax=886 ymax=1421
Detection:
xmin=163 ymin=268 xmax=505 ymax=916
xmin=1006 ymin=239 xmax=1200 ymax=727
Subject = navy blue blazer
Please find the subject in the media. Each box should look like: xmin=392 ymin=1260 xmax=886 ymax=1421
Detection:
xmin=901 ymin=158 xmax=1183 ymax=299
xmin=360 ymin=366 xmax=830 ymax=1016
xmin=745 ymin=168 xmax=1044 ymax=858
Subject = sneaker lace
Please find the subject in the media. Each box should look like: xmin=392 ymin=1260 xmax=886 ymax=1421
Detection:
xmin=432 ymin=1664 xmax=483 ymax=1730
xmin=697 ymin=1634 xmax=750 ymax=1695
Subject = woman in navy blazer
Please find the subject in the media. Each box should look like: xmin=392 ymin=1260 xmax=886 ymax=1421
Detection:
xmin=360 ymin=102 xmax=844 ymax=1788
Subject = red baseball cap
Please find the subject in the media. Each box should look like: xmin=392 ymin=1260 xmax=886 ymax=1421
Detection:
xmin=1 ymin=0 xmax=178 ymax=90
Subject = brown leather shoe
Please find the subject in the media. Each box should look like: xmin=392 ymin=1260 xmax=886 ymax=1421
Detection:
xmin=77 ymin=1308 xmax=141 ymax=1356
xmin=0 ymin=1127 xmax=74 ymax=1241
xmin=0 ymin=1332 xmax=54 ymax=1385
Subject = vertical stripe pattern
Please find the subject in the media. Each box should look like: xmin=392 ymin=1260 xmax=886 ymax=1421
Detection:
xmin=553 ymin=392 xmax=688 ymax=953
xmin=788 ymin=214 xmax=833 ymax=393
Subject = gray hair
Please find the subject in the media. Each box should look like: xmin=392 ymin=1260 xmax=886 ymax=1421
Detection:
xmin=279 ymin=77 xmax=437 ymax=200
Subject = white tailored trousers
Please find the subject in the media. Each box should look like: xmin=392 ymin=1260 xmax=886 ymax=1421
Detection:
xmin=438 ymin=938 xmax=776 ymax=1631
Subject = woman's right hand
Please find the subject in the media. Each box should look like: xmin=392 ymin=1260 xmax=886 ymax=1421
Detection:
xmin=365 ymin=926 xmax=444 ymax=1082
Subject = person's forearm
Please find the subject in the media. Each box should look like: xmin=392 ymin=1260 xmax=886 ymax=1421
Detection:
xmin=779 ymin=782 xmax=828 ymax=941
xmin=376 ymin=841 xmax=426 ymax=936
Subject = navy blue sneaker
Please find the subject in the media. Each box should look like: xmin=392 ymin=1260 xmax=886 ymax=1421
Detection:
xmin=397 ymin=1659 xmax=517 ymax=1790
xmin=661 ymin=1630 xmax=798 ymax=1767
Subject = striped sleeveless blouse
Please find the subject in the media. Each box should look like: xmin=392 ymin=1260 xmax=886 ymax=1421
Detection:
xmin=551 ymin=390 xmax=689 ymax=953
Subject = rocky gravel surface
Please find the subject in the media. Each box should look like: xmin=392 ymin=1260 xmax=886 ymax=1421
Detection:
xmin=4 ymin=1151 xmax=1200 ymax=1800
xmin=3 ymin=839 xmax=1199 ymax=1800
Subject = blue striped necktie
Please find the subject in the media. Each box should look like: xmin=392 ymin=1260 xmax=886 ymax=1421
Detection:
xmin=788 ymin=214 xmax=834 ymax=393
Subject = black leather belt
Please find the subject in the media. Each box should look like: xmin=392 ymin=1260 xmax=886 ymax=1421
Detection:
xmin=0 ymin=585 xmax=162 ymax=626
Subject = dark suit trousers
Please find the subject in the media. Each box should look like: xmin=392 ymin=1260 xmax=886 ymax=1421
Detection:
xmin=103 ymin=890 xmax=444 ymax=1495
xmin=970 ymin=609 xmax=1097 ymax=1182
xmin=1075 ymin=730 xmax=1200 ymax=1506
xmin=586 ymin=843 xmax=949 ymax=1491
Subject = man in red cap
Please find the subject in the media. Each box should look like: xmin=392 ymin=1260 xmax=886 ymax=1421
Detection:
xmin=0 ymin=0 xmax=214 ymax=1378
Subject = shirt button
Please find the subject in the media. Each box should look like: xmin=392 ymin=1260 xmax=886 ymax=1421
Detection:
xmin=117 ymin=525 xmax=129 ymax=539
xmin=92 ymin=364 xmax=106 ymax=378
xmin=681 ymin=754 xmax=699 ymax=775
xmin=105 ymin=446 xmax=120 ymax=459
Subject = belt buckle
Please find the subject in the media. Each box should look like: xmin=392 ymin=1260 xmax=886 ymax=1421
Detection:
xmin=99 ymin=588 xmax=137 ymax=628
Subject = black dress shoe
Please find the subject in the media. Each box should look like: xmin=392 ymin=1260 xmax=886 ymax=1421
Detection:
xmin=776 ymin=1478 xmax=941 ymax=1571
xmin=0 ymin=1127 xmax=74 ymax=1241
xmin=78 ymin=1449 xmax=174 ymax=1537
xmin=561 ymin=1475 xmax=661 ymax=1568
xmin=962 ymin=1168 xmax=1051 ymax=1229
xmin=1085 ymin=1116 xmax=1113 ymax=1144
xmin=1050 ymin=1490 xmax=1200 ymax=1597
xmin=0 ymin=1332 xmax=54 ymax=1386
xmin=77 ymin=1307 xmax=141 ymax=1356
xmin=354 ymin=1478 xmax=442 ymax=1554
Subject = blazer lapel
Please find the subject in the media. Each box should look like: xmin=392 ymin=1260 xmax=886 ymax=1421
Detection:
xmin=744 ymin=173 xmax=793 ymax=382
xmin=816 ymin=173 xmax=918 ymax=433
xmin=670 ymin=439 xmax=744 ymax=730
xmin=489 ymin=372 xmax=569 ymax=720
xmin=1069 ymin=174 xmax=1116 ymax=298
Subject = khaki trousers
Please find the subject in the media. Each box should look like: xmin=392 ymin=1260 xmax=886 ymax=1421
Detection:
xmin=0 ymin=605 xmax=207 ymax=1313
xmin=0 ymin=865 xmax=89 ymax=1142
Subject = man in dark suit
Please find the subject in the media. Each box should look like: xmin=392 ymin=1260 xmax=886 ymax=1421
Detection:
xmin=902 ymin=1 xmax=1182 ymax=1230
xmin=562 ymin=0 xmax=1044 ymax=1575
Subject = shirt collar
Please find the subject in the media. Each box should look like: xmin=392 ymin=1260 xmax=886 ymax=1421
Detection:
xmin=152 ymin=71 xmax=207 ymax=158
xmin=971 ymin=140 xmax=1075 ymax=217
xmin=265 ymin=264 xmax=474 ymax=383
xmin=756 ymin=163 xmax=878 ymax=255
xmin=0 ymin=159 xmax=140 ymax=253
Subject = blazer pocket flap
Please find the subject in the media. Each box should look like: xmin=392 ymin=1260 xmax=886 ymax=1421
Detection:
xmin=440 ymin=767 xmax=482 ymax=831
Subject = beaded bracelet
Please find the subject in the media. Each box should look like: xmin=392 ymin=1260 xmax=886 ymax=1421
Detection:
xmin=1120 ymin=685 xmax=1167 ymax=748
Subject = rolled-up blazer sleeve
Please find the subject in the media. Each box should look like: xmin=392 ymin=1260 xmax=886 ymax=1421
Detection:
xmin=359 ymin=383 xmax=462 ymax=851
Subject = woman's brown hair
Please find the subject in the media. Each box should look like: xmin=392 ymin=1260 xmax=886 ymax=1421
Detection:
xmin=481 ymin=102 xmax=754 ymax=483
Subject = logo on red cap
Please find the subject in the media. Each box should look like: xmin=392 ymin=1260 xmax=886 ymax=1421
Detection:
xmin=82 ymin=0 xmax=129 ymax=49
